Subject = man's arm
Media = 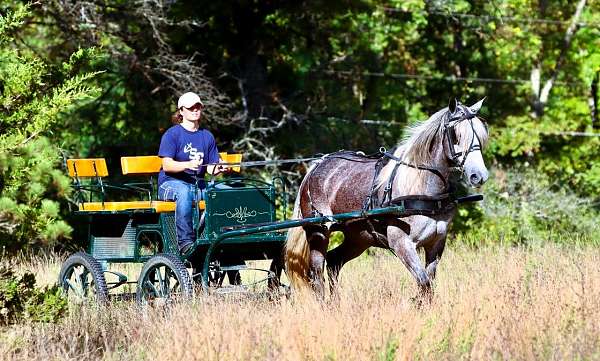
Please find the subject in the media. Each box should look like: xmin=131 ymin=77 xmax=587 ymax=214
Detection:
xmin=205 ymin=131 xmax=229 ymax=175
xmin=162 ymin=157 xmax=201 ymax=172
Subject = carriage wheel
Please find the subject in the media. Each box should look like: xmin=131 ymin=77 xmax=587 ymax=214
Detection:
xmin=136 ymin=254 xmax=193 ymax=306
xmin=58 ymin=252 xmax=109 ymax=304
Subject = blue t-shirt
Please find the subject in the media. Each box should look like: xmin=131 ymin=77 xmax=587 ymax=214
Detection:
xmin=158 ymin=125 xmax=220 ymax=188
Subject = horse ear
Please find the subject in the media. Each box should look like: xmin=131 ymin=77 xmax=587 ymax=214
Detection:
xmin=448 ymin=98 xmax=458 ymax=113
xmin=469 ymin=97 xmax=486 ymax=114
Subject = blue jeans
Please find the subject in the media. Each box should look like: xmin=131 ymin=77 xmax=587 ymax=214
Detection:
xmin=158 ymin=180 xmax=205 ymax=250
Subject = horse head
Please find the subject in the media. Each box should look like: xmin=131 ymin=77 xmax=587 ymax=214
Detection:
xmin=444 ymin=98 xmax=489 ymax=187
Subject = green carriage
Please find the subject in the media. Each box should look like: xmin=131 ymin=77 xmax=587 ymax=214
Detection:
xmin=58 ymin=154 xmax=287 ymax=304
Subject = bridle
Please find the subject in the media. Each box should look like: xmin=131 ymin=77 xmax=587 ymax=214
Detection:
xmin=443 ymin=103 xmax=486 ymax=169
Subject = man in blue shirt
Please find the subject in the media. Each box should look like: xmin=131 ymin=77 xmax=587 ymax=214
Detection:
xmin=158 ymin=92 xmax=226 ymax=254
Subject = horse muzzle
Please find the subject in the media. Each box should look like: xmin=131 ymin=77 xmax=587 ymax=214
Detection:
xmin=467 ymin=169 xmax=489 ymax=187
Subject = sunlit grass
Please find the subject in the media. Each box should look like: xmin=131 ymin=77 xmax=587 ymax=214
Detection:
xmin=1 ymin=243 xmax=600 ymax=360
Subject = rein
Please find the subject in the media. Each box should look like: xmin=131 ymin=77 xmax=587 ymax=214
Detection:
xmin=199 ymin=156 xmax=323 ymax=169
xmin=200 ymin=151 xmax=382 ymax=170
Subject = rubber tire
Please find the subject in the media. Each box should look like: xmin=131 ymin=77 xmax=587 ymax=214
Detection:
xmin=136 ymin=253 xmax=194 ymax=305
xmin=58 ymin=252 xmax=109 ymax=304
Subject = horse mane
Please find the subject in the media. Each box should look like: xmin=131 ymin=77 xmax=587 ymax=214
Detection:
xmin=375 ymin=107 xmax=488 ymax=191
xmin=376 ymin=108 xmax=447 ymax=189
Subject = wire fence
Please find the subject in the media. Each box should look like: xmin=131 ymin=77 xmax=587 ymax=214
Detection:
xmin=379 ymin=6 xmax=600 ymax=28
xmin=321 ymin=69 xmax=585 ymax=86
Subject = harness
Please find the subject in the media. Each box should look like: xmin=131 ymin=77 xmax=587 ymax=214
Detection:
xmin=306 ymin=150 xmax=383 ymax=218
xmin=371 ymin=149 xmax=449 ymax=208
xmin=364 ymin=103 xmax=485 ymax=213
xmin=305 ymin=102 xmax=486 ymax=219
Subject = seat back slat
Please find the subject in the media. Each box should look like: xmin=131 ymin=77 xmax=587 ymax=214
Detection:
xmin=67 ymin=158 xmax=109 ymax=178
xmin=121 ymin=156 xmax=162 ymax=175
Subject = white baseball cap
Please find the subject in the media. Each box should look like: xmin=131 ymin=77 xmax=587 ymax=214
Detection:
xmin=177 ymin=92 xmax=204 ymax=109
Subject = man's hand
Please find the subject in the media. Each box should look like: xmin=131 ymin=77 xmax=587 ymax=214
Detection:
xmin=207 ymin=162 xmax=232 ymax=175
xmin=217 ymin=164 xmax=233 ymax=173
xmin=186 ymin=159 xmax=202 ymax=171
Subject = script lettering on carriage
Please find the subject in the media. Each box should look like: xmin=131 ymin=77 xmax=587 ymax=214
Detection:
xmin=214 ymin=206 xmax=270 ymax=223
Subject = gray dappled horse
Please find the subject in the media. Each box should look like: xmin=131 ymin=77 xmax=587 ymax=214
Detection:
xmin=285 ymin=99 xmax=489 ymax=299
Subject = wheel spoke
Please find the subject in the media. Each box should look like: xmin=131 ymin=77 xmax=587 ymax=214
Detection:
xmin=155 ymin=267 xmax=167 ymax=297
xmin=164 ymin=267 xmax=172 ymax=293
xmin=144 ymin=279 xmax=160 ymax=298
xmin=64 ymin=267 xmax=89 ymax=301
xmin=60 ymin=254 xmax=108 ymax=304
xmin=74 ymin=269 xmax=86 ymax=296
xmin=65 ymin=278 xmax=82 ymax=297
xmin=90 ymin=279 xmax=97 ymax=297
xmin=77 ymin=267 xmax=90 ymax=296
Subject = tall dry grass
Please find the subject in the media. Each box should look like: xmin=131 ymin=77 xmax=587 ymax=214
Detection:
xmin=1 ymin=244 xmax=599 ymax=360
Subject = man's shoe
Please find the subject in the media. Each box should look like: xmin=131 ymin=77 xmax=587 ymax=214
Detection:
xmin=179 ymin=243 xmax=193 ymax=255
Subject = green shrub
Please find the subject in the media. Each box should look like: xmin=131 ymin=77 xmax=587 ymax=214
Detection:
xmin=452 ymin=165 xmax=600 ymax=246
xmin=0 ymin=264 xmax=67 ymax=325
xmin=0 ymin=137 xmax=74 ymax=251
xmin=0 ymin=4 xmax=100 ymax=253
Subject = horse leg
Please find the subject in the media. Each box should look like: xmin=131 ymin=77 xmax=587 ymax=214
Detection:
xmin=387 ymin=225 xmax=432 ymax=303
xmin=326 ymin=229 xmax=370 ymax=299
xmin=425 ymin=237 xmax=446 ymax=281
xmin=305 ymin=226 xmax=330 ymax=298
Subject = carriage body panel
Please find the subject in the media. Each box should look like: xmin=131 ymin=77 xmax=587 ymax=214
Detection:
xmin=203 ymin=181 xmax=284 ymax=242
xmin=75 ymin=179 xmax=286 ymax=265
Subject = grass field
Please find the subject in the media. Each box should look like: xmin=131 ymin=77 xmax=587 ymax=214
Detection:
xmin=1 ymin=243 xmax=599 ymax=360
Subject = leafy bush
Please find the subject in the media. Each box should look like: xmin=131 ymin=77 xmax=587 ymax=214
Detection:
xmin=0 ymin=3 xmax=100 ymax=253
xmin=452 ymin=165 xmax=600 ymax=246
xmin=0 ymin=264 xmax=67 ymax=325
xmin=0 ymin=137 xmax=74 ymax=251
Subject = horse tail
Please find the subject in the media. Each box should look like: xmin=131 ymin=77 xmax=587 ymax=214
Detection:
xmin=284 ymin=187 xmax=311 ymax=292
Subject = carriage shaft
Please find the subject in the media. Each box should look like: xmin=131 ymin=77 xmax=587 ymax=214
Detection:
xmin=201 ymin=205 xmax=406 ymax=286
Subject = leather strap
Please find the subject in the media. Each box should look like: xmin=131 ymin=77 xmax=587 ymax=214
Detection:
xmin=386 ymin=193 xmax=455 ymax=216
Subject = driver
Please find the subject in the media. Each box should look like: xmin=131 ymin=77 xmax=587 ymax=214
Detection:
xmin=158 ymin=91 xmax=226 ymax=254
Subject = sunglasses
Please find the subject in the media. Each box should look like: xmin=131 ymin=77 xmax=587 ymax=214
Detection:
xmin=183 ymin=104 xmax=203 ymax=111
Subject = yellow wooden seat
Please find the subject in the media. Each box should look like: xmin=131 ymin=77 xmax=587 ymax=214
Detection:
xmin=68 ymin=153 xmax=242 ymax=213
xmin=121 ymin=153 xmax=243 ymax=174
xmin=219 ymin=152 xmax=243 ymax=173
xmin=67 ymin=158 xmax=188 ymax=213
xmin=120 ymin=153 xmax=244 ymax=212
xmin=77 ymin=200 xmax=205 ymax=212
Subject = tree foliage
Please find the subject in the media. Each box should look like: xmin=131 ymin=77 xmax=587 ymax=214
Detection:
xmin=1 ymin=0 xmax=599 ymax=249
xmin=0 ymin=3 xmax=100 ymax=251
